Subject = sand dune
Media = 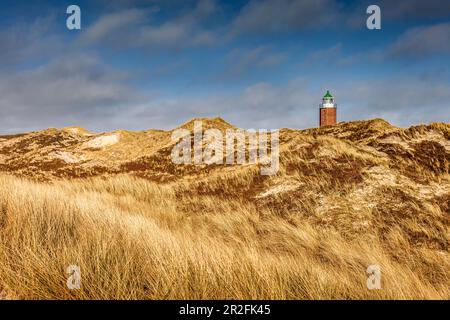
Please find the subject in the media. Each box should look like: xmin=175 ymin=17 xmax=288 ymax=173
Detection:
xmin=0 ymin=118 xmax=448 ymax=299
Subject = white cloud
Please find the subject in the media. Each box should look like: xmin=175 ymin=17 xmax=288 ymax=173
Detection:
xmin=0 ymin=55 xmax=147 ymax=133
xmin=123 ymin=75 xmax=450 ymax=131
xmin=81 ymin=9 xmax=149 ymax=45
xmin=220 ymin=46 xmax=288 ymax=79
xmin=1 ymin=66 xmax=449 ymax=134
xmin=230 ymin=0 xmax=340 ymax=36
xmin=380 ymin=0 xmax=450 ymax=19
xmin=0 ymin=15 xmax=64 ymax=69
xmin=80 ymin=0 xmax=219 ymax=50
xmin=387 ymin=23 xmax=450 ymax=58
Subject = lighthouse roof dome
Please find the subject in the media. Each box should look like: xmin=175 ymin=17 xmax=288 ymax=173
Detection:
xmin=323 ymin=90 xmax=333 ymax=98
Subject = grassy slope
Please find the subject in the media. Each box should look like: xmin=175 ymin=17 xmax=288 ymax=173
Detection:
xmin=0 ymin=119 xmax=448 ymax=299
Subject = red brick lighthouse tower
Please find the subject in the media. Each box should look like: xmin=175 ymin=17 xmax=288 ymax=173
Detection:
xmin=319 ymin=90 xmax=337 ymax=127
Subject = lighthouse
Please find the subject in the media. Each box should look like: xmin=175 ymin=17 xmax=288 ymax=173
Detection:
xmin=319 ymin=90 xmax=337 ymax=127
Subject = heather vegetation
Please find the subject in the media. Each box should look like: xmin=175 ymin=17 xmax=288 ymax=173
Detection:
xmin=0 ymin=119 xmax=448 ymax=299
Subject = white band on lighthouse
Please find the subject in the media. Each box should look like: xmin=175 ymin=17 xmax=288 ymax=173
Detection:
xmin=320 ymin=90 xmax=337 ymax=109
xmin=321 ymin=102 xmax=336 ymax=108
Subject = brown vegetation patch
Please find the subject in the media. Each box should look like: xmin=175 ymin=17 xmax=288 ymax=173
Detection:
xmin=413 ymin=140 xmax=449 ymax=174
xmin=0 ymin=119 xmax=449 ymax=299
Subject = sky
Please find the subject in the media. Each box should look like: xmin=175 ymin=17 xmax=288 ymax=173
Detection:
xmin=0 ymin=0 xmax=449 ymax=133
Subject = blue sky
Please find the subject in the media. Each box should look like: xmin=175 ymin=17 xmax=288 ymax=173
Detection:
xmin=0 ymin=0 xmax=449 ymax=133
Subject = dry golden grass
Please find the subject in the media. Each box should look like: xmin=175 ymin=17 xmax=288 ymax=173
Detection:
xmin=0 ymin=172 xmax=448 ymax=300
xmin=0 ymin=118 xmax=448 ymax=299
